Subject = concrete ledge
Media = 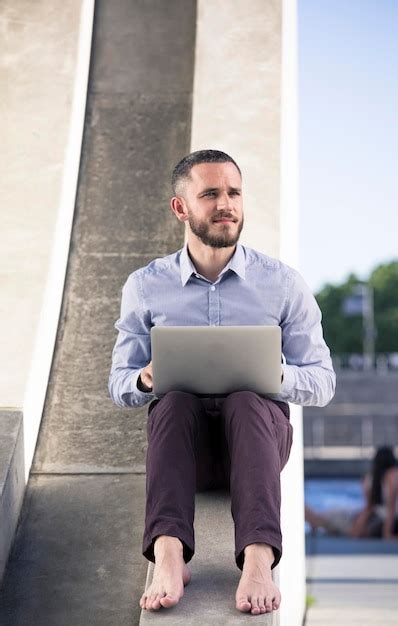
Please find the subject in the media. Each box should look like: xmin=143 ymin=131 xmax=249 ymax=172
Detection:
xmin=306 ymin=534 xmax=398 ymax=557
xmin=0 ymin=411 xmax=24 ymax=581
xmin=140 ymin=492 xmax=276 ymax=624
xmin=304 ymin=459 xmax=369 ymax=477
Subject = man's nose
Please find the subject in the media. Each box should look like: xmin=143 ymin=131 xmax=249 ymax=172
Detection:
xmin=216 ymin=192 xmax=233 ymax=210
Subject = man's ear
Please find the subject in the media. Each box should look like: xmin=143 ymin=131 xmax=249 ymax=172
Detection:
xmin=170 ymin=196 xmax=188 ymax=222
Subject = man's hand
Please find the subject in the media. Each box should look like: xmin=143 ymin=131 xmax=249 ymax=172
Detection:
xmin=139 ymin=362 xmax=282 ymax=391
xmin=138 ymin=361 xmax=153 ymax=392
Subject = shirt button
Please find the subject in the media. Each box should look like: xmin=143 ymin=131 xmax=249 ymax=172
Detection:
xmin=210 ymin=286 xmax=216 ymax=291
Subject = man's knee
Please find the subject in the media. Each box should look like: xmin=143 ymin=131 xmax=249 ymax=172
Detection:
xmin=223 ymin=390 xmax=266 ymax=413
xmin=163 ymin=390 xmax=202 ymax=408
xmin=222 ymin=391 xmax=275 ymax=428
xmin=149 ymin=390 xmax=202 ymax=426
xmin=224 ymin=390 xmax=258 ymax=404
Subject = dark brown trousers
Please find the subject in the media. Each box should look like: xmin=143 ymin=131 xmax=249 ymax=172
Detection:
xmin=142 ymin=390 xmax=293 ymax=570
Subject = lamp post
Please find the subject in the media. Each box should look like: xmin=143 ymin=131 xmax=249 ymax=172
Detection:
xmin=342 ymin=283 xmax=375 ymax=370
xmin=362 ymin=284 xmax=375 ymax=370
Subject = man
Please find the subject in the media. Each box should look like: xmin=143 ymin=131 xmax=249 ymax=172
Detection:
xmin=109 ymin=149 xmax=336 ymax=616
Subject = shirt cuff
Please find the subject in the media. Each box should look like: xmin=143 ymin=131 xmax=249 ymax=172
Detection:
xmin=121 ymin=369 xmax=155 ymax=406
xmin=134 ymin=368 xmax=154 ymax=393
xmin=280 ymin=363 xmax=296 ymax=395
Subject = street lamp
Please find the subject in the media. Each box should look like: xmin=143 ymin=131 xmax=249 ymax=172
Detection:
xmin=342 ymin=283 xmax=375 ymax=370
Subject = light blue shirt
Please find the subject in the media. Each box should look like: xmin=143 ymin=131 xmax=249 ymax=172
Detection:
xmin=108 ymin=242 xmax=336 ymax=409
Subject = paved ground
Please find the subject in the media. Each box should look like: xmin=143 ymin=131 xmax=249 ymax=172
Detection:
xmin=305 ymin=534 xmax=398 ymax=625
xmin=0 ymin=474 xmax=148 ymax=626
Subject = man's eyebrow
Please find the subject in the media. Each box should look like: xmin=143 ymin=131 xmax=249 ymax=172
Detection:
xmin=198 ymin=186 xmax=241 ymax=195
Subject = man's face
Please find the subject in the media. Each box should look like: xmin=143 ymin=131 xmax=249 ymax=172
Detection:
xmin=180 ymin=162 xmax=244 ymax=248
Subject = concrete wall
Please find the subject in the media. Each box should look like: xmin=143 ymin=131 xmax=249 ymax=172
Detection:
xmin=32 ymin=0 xmax=197 ymax=475
xmin=0 ymin=0 xmax=94 ymax=580
xmin=191 ymin=1 xmax=304 ymax=624
xmin=0 ymin=0 xmax=94 ymax=476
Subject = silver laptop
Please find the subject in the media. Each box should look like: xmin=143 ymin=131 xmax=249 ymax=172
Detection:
xmin=151 ymin=325 xmax=282 ymax=397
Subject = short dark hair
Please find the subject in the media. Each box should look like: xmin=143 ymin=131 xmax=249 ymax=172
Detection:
xmin=171 ymin=149 xmax=242 ymax=196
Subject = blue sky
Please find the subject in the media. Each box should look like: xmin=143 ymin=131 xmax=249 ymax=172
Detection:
xmin=298 ymin=0 xmax=398 ymax=293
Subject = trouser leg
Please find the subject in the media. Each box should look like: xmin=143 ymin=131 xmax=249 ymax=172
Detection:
xmin=142 ymin=390 xmax=211 ymax=564
xmin=221 ymin=391 xmax=293 ymax=570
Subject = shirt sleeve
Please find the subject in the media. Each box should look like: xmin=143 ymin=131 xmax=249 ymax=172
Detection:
xmin=108 ymin=272 xmax=156 ymax=408
xmin=269 ymin=267 xmax=336 ymax=407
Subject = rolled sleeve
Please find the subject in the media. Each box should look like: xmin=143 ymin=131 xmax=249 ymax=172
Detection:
xmin=271 ymin=268 xmax=336 ymax=407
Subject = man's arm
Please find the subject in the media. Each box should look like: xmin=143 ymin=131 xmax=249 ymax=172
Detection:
xmin=273 ymin=267 xmax=336 ymax=407
xmin=108 ymin=272 xmax=155 ymax=408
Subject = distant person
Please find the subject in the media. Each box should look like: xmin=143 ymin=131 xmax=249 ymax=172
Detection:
xmin=109 ymin=150 xmax=336 ymax=615
xmin=305 ymin=446 xmax=398 ymax=539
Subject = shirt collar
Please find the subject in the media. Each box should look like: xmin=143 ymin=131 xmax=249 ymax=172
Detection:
xmin=180 ymin=242 xmax=246 ymax=286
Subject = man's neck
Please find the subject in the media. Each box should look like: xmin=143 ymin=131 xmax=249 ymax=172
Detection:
xmin=187 ymin=241 xmax=237 ymax=283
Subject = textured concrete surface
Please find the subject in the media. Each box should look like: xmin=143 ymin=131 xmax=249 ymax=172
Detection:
xmin=32 ymin=0 xmax=196 ymax=473
xmin=1 ymin=0 xmax=196 ymax=622
xmin=305 ymin=536 xmax=398 ymax=625
xmin=140 ymin=492 xmax=275 ymax=624
xmin=192 ymin=0 xmax=282 ymax=258
xmin=0 ymin=411 xmax=24 ymax=580
xmin=0 ymin=474 xmax=147 ymax=626
xmin=0 ymin=0 xmax=84 ymax=406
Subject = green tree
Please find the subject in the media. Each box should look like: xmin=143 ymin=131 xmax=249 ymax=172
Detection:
xmin=315 ymin=261 xmax=398 ymax=355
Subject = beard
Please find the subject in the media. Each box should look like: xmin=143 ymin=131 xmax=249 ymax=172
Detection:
xmin=186 ymin=208 xmax=244 ymax=248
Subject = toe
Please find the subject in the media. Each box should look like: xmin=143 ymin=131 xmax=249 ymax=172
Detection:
xmin=149 ymin=593 xmax=160 ymax=610
xmin=236 ymin=598 xmax=251 ymax=613
xmin=160 ymin=593 xmax=179 ymax=608
xmin=258 ymin=600 xmax=266 ymax=614
xmin=251 ymin=597 xmax=261 ymax=615
xmin=151 ymin=594 xmax=162 ymax=610
xmin=265 ymin=595 xmax=273 ymax=612
xmin=146 ymin=595 xmax=154 ymax=610
xmin=272 ymin=590 xmax=281 ymax=610
xmin=139 ymin=594 xmax=147 ymax=609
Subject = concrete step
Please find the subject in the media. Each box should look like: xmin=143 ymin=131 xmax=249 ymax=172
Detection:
xmin=0 ymin=410 xmax=24 ymax=582
xmin=139 ymin=492 xmax=276 ymax=625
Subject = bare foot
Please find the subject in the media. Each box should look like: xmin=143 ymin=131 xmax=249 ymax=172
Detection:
xmin=236 ymin=543 xmax=281 ymax=615
xmin=140 ymin=536 xmax=191 ymax=611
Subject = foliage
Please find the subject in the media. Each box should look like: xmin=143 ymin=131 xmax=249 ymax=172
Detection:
xmin=315 ymin=261 xmax=398 ymax=355
xmin=305 ymin=593 xmax=316 ymax=608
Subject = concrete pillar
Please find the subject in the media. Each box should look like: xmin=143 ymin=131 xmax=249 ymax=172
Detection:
xmin=0 ymin=0 xmax=94 ymax=475
xmin=190 ymin=1 xmax=304 ymax=623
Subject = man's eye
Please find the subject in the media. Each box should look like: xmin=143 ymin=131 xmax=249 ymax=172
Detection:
xmin=205 ymin=192 xmax=216 ymax=197
xmin=229 ymin=191 xmax=240 ymax=196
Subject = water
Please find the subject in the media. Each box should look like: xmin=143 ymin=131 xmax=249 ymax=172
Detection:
xmin=304 ymin=477 xmax=365 ymax=534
